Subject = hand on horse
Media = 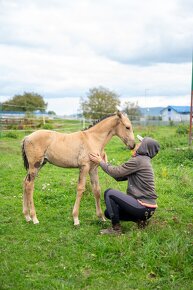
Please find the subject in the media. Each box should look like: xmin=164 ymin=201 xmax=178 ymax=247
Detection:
xmin=89 ymin=153 xmax=103 ymax=164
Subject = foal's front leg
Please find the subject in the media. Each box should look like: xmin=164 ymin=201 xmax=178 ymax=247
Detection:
xmin=89 ymin=167 xmax=105 ymax=222
xmin=72 ymin=165 xmax=89 ymax=226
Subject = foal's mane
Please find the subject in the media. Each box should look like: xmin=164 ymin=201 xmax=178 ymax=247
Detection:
xmin=82 ymin=113 xmax=116 ymax=131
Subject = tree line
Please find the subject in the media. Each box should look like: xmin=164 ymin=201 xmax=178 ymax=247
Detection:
xmin=1 ymin=88 xmax=142 ymax=119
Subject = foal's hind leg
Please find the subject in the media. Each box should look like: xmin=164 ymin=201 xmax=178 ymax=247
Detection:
xmin=23 ymin=178 xmax=32 ymax=222
xmin=89 ymin=167 xmax=105 ymax=222
xmin=23 ymin=168 xmax=39 ymax=224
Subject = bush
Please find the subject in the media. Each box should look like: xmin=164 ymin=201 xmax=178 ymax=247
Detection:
xmin=4 ymin=132 xmax=18 ymax=139
xmin=176 ymin=124 xmax=189 ymax=135
xmin=42 ymin=123 xmax=54 ymax=130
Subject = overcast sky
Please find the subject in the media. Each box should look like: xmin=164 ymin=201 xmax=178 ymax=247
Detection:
xmin=0 ymin=0 xmax=192 ymax=115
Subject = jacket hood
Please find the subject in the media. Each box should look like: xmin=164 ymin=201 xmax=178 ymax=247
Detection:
xmin=136 ymin=137 xmax=160 ymax=158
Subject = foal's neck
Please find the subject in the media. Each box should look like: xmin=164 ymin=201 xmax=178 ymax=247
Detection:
xmin=88 ymin=116 xmax=118 ymax=149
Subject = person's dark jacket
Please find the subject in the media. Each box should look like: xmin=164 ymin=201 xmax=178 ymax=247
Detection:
xmin=99 ymin=138 xmax=160 ymax=206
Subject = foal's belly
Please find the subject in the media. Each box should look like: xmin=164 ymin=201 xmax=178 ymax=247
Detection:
xmin=45 ymin=140 xmax=89 ymax=168
xmin=45 ymin=146 xmax=79 ymax=168
xmin=47 ymin=156 xmax=79 ymax=168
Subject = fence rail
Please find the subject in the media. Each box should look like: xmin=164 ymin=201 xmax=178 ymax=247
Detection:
xmin=0 ymin=112 xmax=190 ymax=140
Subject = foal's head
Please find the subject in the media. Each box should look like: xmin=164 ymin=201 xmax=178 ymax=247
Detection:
xmin=115 ymin=112 xmax=135 ymax=149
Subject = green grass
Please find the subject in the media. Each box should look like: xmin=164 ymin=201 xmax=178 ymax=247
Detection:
xmin=0 ymin=125 xmax=193 ymax=290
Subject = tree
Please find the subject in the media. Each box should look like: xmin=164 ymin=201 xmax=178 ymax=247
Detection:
xmin=48 ymin=110 xmax=56 ymax=115
xmin=80 ymin=87 xmax=120 ymax=119
xmin=123 ymin=101 xmax=142 ymax=121
xmin=2 ymin=92 xmax=47 ymax=112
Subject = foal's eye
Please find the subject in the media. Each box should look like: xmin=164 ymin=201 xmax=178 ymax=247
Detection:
xmin=126 ymin=126 xmax=130 ymax=130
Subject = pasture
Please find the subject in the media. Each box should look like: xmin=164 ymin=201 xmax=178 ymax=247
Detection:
xmin=0 ymin=122 xmax=193 ymax=290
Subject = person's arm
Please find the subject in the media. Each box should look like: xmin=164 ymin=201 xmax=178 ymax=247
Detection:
xmin=89 ymin=153 xmax=139 ymax=180
xmin=99 ymin=158 xmax=138 ymax=180
xmin=113 ymin=175 xmax=128 ymax=182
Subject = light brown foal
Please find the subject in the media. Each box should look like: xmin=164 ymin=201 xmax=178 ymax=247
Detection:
xmin=22 ymin=112 xmax=135 ymax=225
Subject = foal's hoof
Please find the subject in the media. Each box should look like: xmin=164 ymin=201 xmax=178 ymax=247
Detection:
xmin=25 ymin=215 xmax=32 ymax=222
xmin=73 ymin=218 xmax=80 ymax=226
xmin=33 ymin=218 xmax=39 ymax=224
xmin=101 ymin=217 xmax=106 ymax=222
xmin=98 ymin=216 xmax=106 ymax=223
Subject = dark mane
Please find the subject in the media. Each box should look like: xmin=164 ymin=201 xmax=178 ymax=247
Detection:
xmin=82 ymin=113 xmax=116 ymax=131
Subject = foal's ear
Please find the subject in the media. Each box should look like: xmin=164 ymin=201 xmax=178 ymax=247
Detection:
xmin=117 ymin=111 xmax=122 ymax=119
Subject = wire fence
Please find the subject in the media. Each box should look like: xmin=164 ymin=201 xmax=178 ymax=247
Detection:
xmin=0 ymin=104 xmax=191 ymax=140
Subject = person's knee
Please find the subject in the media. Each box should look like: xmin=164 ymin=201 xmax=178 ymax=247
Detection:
xmin=104 ymin=188 xmax=113 ymax=199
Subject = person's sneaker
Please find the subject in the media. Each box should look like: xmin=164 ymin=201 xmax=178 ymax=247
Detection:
xmin=137 ymin=220 xmax=149 ymax=229
xmin=100 ymin=224 xmax=122 ymax=235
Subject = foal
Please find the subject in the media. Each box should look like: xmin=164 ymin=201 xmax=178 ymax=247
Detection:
xmin=22 ymin=112 xmax=135 ymax=225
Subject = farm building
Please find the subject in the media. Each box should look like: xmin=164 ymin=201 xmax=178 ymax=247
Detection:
xmin=160 ymin=106 xmax=190 ymax=122
xmin=0 ymin=111 xmax=49 ymax=118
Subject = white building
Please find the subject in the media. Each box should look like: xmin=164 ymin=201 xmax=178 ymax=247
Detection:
xmin=160 ymin=106 xmax=190 ymax=122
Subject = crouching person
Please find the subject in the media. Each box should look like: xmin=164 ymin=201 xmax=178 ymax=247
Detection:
xmin=89 ymin=136 xmax=160 ymax=235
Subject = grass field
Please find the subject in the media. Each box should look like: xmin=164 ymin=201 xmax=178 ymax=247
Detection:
xmin=0 ymin=123 xmax=193 ymax=290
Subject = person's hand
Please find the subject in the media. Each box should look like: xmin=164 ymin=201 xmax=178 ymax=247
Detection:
xmin=89 ymin=153 xmax=103 ymax=164
xmin=132 ymin=142 xmax=141 ymax=156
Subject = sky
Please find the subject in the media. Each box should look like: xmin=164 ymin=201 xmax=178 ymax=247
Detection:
xmin=0 ymin=0 xmax=193 ymax=115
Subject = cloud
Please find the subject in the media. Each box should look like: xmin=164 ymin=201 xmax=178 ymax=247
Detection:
xmin=0 ymin=0 xmax=192 ymax=111
xmin=1 ymin=0 xmax=192 ymax=63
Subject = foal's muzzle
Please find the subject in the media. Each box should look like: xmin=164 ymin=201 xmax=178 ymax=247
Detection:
xmin=128 ymin=141 xmax=135 ymax=150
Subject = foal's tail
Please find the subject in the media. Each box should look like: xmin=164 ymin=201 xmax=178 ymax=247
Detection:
xmin=21 ymin=139 xmax=29 ymax=171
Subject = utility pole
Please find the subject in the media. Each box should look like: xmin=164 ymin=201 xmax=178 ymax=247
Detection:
xmin=189 ymin=53 xmax=193 ymax=146
xmin=0 ymin=103 xmax=2 ymax=138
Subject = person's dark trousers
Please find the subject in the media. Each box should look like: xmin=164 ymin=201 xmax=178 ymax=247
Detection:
xmin=104 ymin=188 xmax=155 ymax=225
